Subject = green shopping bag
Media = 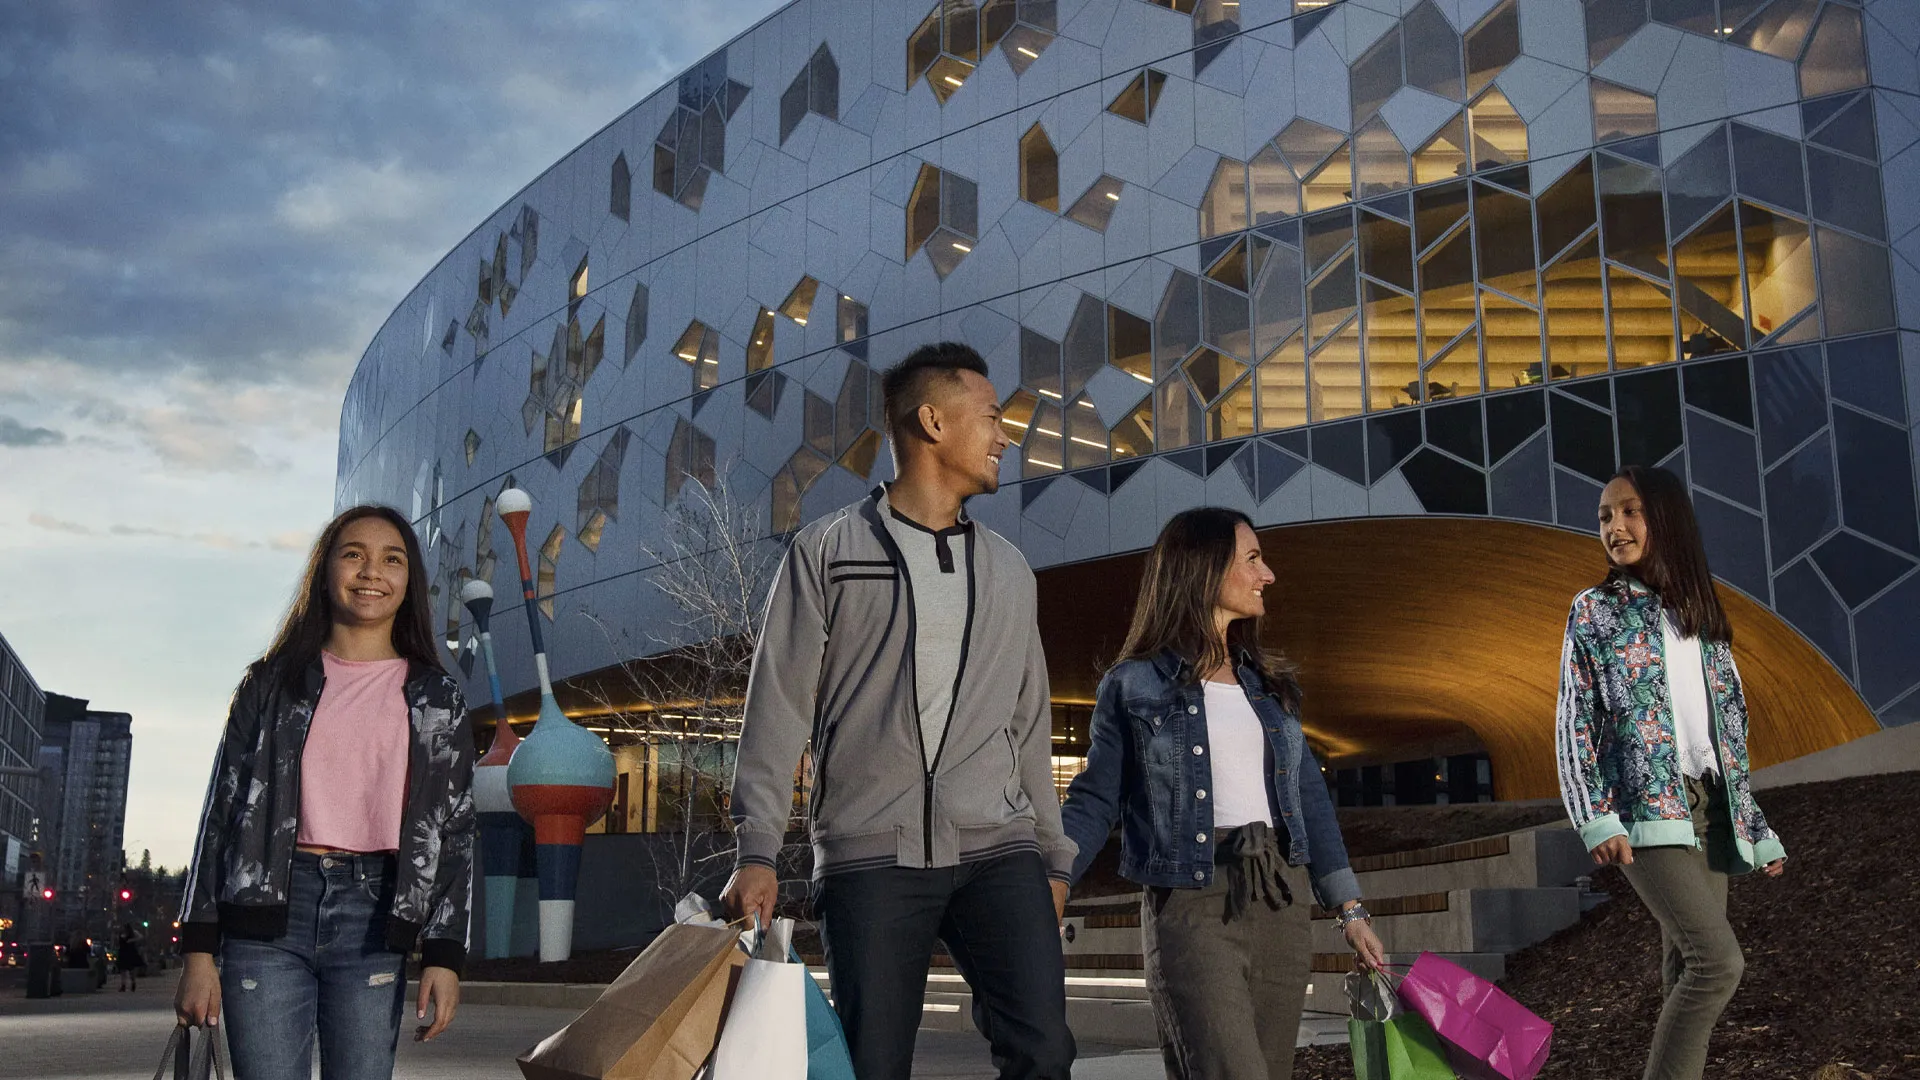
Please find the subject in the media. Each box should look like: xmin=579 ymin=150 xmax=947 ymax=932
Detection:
xmin=1346 ymin=971 xmax=1459 ymax=1080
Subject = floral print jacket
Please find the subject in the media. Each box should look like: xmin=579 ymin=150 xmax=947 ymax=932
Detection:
xmin=178 ymin=656 xmax=476 ymax=972
xmin=1555 ymin=575 xmax=1786 ymax=874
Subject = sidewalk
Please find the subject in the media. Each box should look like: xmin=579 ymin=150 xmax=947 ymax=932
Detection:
xmin=0 ymin=968 xmax=1166 ymax=1079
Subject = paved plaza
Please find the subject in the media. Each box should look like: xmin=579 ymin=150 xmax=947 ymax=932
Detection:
xmin=0 ymin=969 xmax=1164 ymax=1079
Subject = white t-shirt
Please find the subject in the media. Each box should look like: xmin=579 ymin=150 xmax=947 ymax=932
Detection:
xmin=1201 ymin=681 xmax=1273 ymax=829
xmin=1662 ymin=615 xmax=1719 ymax=779
xmin=882 ymin=509 xmax=972 ymax=772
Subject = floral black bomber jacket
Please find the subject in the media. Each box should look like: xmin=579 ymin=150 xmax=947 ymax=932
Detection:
xmin=178 ymin=656 xmax=476 ymax=972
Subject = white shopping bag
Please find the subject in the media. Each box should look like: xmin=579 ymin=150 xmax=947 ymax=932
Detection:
xmin=708 ymin=917 xmax=807 ymax=1080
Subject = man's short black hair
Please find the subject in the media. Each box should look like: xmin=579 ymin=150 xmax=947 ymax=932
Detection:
xmin=880 ymin=342 xmax=991 ymax=442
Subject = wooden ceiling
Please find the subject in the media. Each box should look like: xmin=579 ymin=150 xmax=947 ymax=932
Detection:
xmin=1035 ymin=516 xmax=1878 ymax=800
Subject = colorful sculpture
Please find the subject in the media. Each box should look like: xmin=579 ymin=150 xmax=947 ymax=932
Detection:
xmin=460 ymin=578 xmax=537 ymax=960
xmin=496 ymin=488 xmax=615 ymax=962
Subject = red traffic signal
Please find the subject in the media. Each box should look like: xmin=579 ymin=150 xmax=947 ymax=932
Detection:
xmin=40 ymin=889 xmax=53 ymax=900
xmin=118 ymin=889 xmax=132 ymax=902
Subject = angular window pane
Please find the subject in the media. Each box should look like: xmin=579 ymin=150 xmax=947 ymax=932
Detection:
xmin=1815 ymin=227 xmax=1895 ymax=336
xmin=1801 ymin=6 xmax=1869 ymax=98
xmin=837 ymin=293 xmax=870 ymax=353
xmin=999 ymin=24 xmax=1055 ymax=75
xmin=1465 ymin=0 xmax=1520 ymax=96
xmin=1204 ymin=279 xmax=1253 ymax=359
xmin=1351 ymin=26 xmax=1404 ymax=128
xmin=1257 ymin=330 xmax=1308 ymax=432
xmin=1608 ymin=267 xmax=1677 ymax=369
xmin=1365 ymin=280 xmax=1420 ymax=412
xmin=1739 ymin=201 xmax=1815 ymax=343
xmin=1208 ymin=237 xmax=1251 ymax=291
xmin=1202 ymin=158 xmax=1250 ymax=237
xmin=947 ymin=1 xmax=981 ymax=61
xmin=907 ymin=164 xmax=941 ymax=258
xmin=700 ymin=100 xmax=726 ymax=173
xmin=982 ymin=0 xmax=1017 ymax=52
xmin=1001 ymin=387 xmax=1041 ymax=444
xmin=1112 ymin=396 xmax=1155 ymax=458
xmin=1474 ymin=183 xmax=1537 ymax=303
xmin=1666 ymin=127 xmax=1731 ymax=238
xmin=1310 ymin=321 xmax=1364 ymax=422
xmin=925 ymin=226 xmax=974 ymax=278
xmin=1021 ymin=326 xmax=1063 ymax=397
xmin=1413 ymin=115 xmax=1470 ymax=185
xmin=1469 ymin=88 xmax=1527 ymax=169
xmin=1537 ymin=157 xmax=1597 ymax=264
xmin=1184 ymin=347 xmax=1248 ymax=403
xmin=1426 ymin=324 xmax=1484 ymax=399
xmin=747 ymin=308 xmax=776 ymax=373
xmin=1592 ymin=81 xmax=1657 ymax=143
xmin=1303 ymin=146 xmax=1354 ymax=211
xmin=1731 ymin=0 xmax=1819 ymax=61
xmin=909 ymin=11 xmax=941 ymax=82
xmin=1354 ymin=117 xmax=1411 ymax=198
xmin=1157 ymin=271 xmax=1202 ymax=379
xmin=610 ymin=153 xmax=631 ymax=220
xmin=1251 ymin=237 xmax=1304 ymax=357
xmin=1673 ymin=204 xmax=1748 ymax=355
xmin=1020 ymin=124 xmax=1060 ymax=211
xmin=781 ymin=73 xmax=809 ymax=145
xmin=1419 ymin=221 xmax=1477 ymax=360
xmin=1025 ymin=401 xmax=1065 ymax=475
xmin=943 ymin=171 xmax=979 ymax=236
xmin=1108 ymin=69 xmax=1167 ymax=123
xmin=1414 ymin=180 xmax=1470 ymax=254
xmin=1250 ymin=143 xmax=1300 ymax=223
xmin=1210 ymin=377 xmax=1257 ymax=441
xmin=1065 ymin=295 xmax=1106 ymax=399
xmin=1405 ymin=1 xmax=1466 ymax=102
xmin=1543 ymin=236 xmax=1608 ymax=380
xmin=1586 ymin=0 xmax=1647 ymax=68
xmin=1807 ymin=147 xmax=1886 ymax=240
xmin=1065 ymin=175 xmax=1125 ymax=231
xmin=1277 ymin=117 xmax=1346 ymax=178
xmin=927 ymin=54 xmax=977 ymax=102
xmin=1155 ymin=377 xmax=1203 ymax=451
xmin=1651 ymin=0 xmax=1716 ymax=36
xmin=1732 ymin=123 xmax=1807 ymax=214
xmin=1309 ymin=252 xmax=1358 ymax=347
xmin=1109 ymin=306 xmax=1154 ymax=383
xmin=1481 ymin=290 xmax=1539 ymax=391
xmin=810 ymin=46 xmax=839 ymax=120
xmin=1359 ymin=212 xmax=1415 ymax=293
xmin=1305 ymin=209 xmax=1354 ymax=275
xmin=805 ymin=390 xmax=835 ymax=455
xmin=1598 ymin=154 xmax=1669 ymax=279
xmin=1064 ymin=395 xmax=1109 ymax=469
xmin=780 ymin=276 xmax=820 ymax=324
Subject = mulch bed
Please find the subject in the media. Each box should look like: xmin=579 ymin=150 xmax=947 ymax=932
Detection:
xmin=1293 ymin=771 xmax=1920 ymax=1080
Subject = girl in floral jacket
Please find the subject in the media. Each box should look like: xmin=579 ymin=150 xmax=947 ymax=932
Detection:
xmin=1556 ymin=465 xmax=1785 ymax=1080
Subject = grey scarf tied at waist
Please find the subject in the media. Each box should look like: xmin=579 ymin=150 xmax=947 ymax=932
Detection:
xmin=1220 ymin=821 xmax=1293 ymax=921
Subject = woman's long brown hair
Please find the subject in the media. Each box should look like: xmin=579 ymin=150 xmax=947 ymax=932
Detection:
xmin=261 ymin=505 xmax=443 ymax=694
xmin=1116 ymin=507 xmax=1302 ymax=711
xmin=1606 ymin=465 xmax=1733 ymax=644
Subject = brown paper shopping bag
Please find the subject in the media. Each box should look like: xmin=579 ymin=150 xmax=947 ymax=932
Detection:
xmin=517 ymin=923 xmax=748 ymax=1080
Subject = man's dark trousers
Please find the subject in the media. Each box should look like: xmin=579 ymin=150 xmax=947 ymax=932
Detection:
xmin=814 ymin=850 xmax=1075 ymax=1079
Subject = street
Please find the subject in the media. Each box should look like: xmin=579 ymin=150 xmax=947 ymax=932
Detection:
xmin=0 ymin=969 xmax=1163 ymax=1079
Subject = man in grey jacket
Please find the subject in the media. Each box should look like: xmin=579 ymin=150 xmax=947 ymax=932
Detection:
xmin=722 ymin=342 xmax=1076 ymax=1079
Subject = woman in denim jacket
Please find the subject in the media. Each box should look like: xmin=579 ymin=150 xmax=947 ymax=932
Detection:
xmin=1060 ymin=508 xmax=1384 ymax=1079
xmin=1556 ymin=465 xmax=1786 ymax=1080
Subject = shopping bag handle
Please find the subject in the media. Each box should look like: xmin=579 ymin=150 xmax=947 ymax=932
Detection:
xmin=153 ymin=1024 xmax=233 ymax=1080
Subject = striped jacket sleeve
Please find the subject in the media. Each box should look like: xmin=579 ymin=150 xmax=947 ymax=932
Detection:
xmin=1555 ymin=596 xmax=1625 ymax=851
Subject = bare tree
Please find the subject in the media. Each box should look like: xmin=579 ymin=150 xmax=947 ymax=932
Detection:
xmin=578 ymin=471 xmax=810 ymax=915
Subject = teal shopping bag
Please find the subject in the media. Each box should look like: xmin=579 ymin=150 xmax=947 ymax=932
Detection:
xmin=790 ymin=947 xmax=855 ymax=1080
xmin=1347 ymin=971 xmax=1459 ymax=1080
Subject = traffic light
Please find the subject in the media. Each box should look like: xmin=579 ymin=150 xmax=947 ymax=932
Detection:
xmin=118 ymin=889 xmax=132 ymax=902
xmin=40 ymin=888 xmax=53 ymax=901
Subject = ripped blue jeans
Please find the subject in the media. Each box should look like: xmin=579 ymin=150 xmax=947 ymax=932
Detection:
xmin=221 ymin=851 xmax=406 ymax=1080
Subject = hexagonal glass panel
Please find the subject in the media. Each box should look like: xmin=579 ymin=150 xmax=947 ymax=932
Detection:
xmin=1066 ymin=176 xmax=1125 ymax=231
xmin=1468 ymin=88 xmax=1526 ymax=168
xmin=1800 ymin=5 xmax=1868 ymax=98
xmin=1425 ymin=325 xmax=1483 ymax=400
xmin=1249 ymin=144 xmax=1300 ymax=223
xmin=1607 ymin=267 xmax=1676 ymax=369
xmin=1465 ymin=0 xmax=1519 ymax=94
xmin=1405 ymin=1 xmax=1465 ymax=101
xmin=1592 ymin=81 xmax=1657 ymax=143
xmin=1364 ymin=281 xmax=1419 ymax=411
xmin=780 ymin=277 xmax=820 ymax=325
xmin=1277 ymin=117 xmax=1345 ymax=178
xmin=1309 ymin=320 xmax=1363 ymax=422
xmin=1112 ymin=398 xmax=1155 ymax=458
xmin=1109 ymin=306 xmax=1153 ymax=383
xmin=1257 ymin=330 xmax=1308 ymax=432
xmin=1480 ymin=290 xmax=1540 ymax=390
xmin=538 ymin=524 xmax=565 ymax=620
xmin=1108 ymin=69 xmax=1168 ymax=124
xmin=1413 ymin=115 xmax=1469 ymax=184
xmin=1202 ymin=158 xmax=1249 ymax=238
xmin=1303 ymin=147 xmax=1354 ymax=212
xmin=1738 ymin=201 xmax=1814 ymax=342
xmin=1021 ymin=125 xmax=1060 ymax=211
xmin=747 ymin=308 xmax=776 ymax=373
xmin=1541 ymin=235 xmax=1608 ymax=379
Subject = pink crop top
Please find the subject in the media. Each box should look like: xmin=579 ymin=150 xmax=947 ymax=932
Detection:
xmin=297 ymin=652 xmax=411 ymax=853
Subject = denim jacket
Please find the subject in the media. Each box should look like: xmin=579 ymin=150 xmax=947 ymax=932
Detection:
xmin=1059 ymin=649 xmax=1360 ymax=908
xmin=1556 ymin=575 xmax=1785 ymax=874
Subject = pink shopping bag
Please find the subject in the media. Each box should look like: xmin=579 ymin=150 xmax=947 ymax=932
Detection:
xmin=1393 ymin=953 xmax=1552 ymax=1080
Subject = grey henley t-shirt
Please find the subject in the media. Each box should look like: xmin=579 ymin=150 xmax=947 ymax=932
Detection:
xmin=882 ymin=507 xmax=973 ymax=773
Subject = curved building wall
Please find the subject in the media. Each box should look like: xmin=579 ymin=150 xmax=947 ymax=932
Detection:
xmin=339 ymin=0 xmax=1920 ymax=745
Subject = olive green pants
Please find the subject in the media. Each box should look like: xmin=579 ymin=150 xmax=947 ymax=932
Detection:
xmin=1618 ymin=773 xmax=1746 ymax=1080
xmin=1141 ymin=847 xmax=1312 ymax=1079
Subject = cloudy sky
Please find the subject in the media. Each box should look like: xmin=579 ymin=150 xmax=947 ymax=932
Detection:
xmin=0 ymin=1 xmax=784 ymax=871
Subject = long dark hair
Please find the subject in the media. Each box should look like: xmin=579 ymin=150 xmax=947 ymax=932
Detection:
xmin=1604 ymin=465 xmax=1732 ymax=644
xmin=1116 ymin=507 xmax=1301 ymax=711
xmin=260 ymin=505 xmax=441 ymax=693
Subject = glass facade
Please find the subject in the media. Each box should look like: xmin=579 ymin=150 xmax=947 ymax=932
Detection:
xmin=339 ymin=0 xmax=1920 ymax=802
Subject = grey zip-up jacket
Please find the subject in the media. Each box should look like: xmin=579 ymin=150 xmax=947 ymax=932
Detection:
xmin=178 ymin=656 xmax=476 ymax=972
xmin=730 ymin=486 xmax=1076 ymax=882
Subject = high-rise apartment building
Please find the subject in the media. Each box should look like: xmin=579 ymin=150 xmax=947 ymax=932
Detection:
xmin=0 ymin=631 xmax=46 ymax=936
xmin=40 ymin=694 xmax=132 ymax=940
